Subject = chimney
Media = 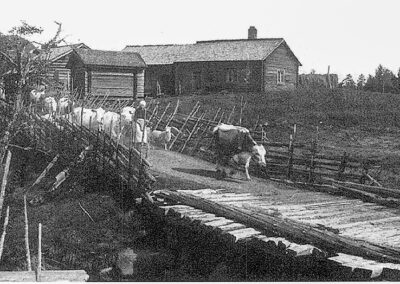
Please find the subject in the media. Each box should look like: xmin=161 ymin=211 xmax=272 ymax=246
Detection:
xmin=248 ymin=26 xmax=257 ymax=39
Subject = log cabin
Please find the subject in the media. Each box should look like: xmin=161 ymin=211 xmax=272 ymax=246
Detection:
xmin=123 ymin=26 xmax=301 ymax=97
xmin=66 ymin=49 xmax=146 ymax=99
xmin=46 ymin=43 xmax=90 ymax=90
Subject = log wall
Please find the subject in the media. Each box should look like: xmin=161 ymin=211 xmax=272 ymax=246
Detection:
xmin=263 ymin=43 xmax=299 ymax=90
xmin=174 ymin=61 xmax=263 ymax=95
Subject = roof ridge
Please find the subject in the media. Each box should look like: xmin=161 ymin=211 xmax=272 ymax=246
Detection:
xmin=51 ymin=43 xmax=85 ymax=48
xmin=195 ymin=38 xmax=284 ymax=44
xmin=75 ymin=48 xmax=142 ymax=56
xmin=125 ymin=43 xmax=193 ymax=48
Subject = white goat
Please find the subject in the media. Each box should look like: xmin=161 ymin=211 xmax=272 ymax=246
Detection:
xmin=149 ymin=126 xmax=173 ymax=150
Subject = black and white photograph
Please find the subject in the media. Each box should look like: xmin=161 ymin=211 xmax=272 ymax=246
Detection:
xmin=0 ymin=0 xmax=400 ymax=281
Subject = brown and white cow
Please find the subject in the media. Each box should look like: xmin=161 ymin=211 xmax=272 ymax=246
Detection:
xmin=213 ymin=123 xmax=266 ymax=180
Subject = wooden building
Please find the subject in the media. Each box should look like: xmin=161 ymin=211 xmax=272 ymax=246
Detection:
xmin=46 ymin=43 xmax=90 ymax=89
xmin=66 ymin=49 xmax=147 ymax=99
xmin=123 ymin=26 xmax=301 ymax=96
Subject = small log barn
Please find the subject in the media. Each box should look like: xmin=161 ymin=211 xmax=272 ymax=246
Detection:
xmin=46 ymin=43 xmax=90 ymax=90
xmin=67 ymin=49 xmax=147 ymax=99
xmin=123 ymin=26 xmax=301 ymax=96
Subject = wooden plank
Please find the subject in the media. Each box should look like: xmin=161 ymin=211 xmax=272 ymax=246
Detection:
xmin=328 ymin=253 xmax=400 ymax=280
xmin=334 ymin=216 xmax=400 ymax=229
xmin=277 ymin=202 xmax=375 ymax=218
xmin=0 ymin=270 xmax=89 ymax=282
xmin=203 ymin=218 xmax=234 ymax=228
xmin=288 ymin=207 xmax=389 ymax=223
xmin=217 ymin=222 xmax=247 ymax=232
xmin=207 ymin=195 xmax=268 ymax=203
xmin=226 ymin=227 xmax=262 ymax=242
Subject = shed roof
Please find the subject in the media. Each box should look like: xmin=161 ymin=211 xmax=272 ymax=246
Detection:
xmin=123 ymin=38 xmax=301 ymax=65
xmin=68 ymin=49 xmax=147 ymax=68
xmin=47 ymin=43 xmax=89 ymax=62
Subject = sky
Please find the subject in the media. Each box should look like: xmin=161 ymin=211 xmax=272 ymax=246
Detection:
xmin=1 ymin=0 xmax=399 ymax=81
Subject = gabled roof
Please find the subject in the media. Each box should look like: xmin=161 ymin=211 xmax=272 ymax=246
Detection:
xmin=123 ymin=38 xmax=301 ymax=65
xmin=68 ymin=49 xmax=146 ymax=68
xmin=47 ymin=43 xmax=89 ymax=62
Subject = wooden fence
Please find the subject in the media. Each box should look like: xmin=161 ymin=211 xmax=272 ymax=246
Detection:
xmin=144 ymin=99 xmax=384 ymax=192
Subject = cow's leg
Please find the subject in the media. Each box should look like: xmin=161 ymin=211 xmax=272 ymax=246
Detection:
xmin=244 ymin=156 xmax=252 ymax=180
xmin=215 ymin=160 xmax=226 ymax=179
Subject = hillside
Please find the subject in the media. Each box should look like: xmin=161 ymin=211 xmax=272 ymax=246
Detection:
xmin=151 ymin=88 xmax=400 ymax=188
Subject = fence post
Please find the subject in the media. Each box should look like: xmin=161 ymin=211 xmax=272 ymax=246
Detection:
xmin=190 ymin=108 xmax=220 ymax=156
xmin=165 ymin=100 xmax=180 ymax=128
xmin=286 ymin=124 xmax=296 ymax=180
xmin=153 ymin=102 xmax=171 ymax=131
xmin=226 ymin=105 xmax=236 ymax=124
xmin=180 ymin=113 xmax=205 ymax=153
xmin=168 ymin=102 xmax=199 ymax=150
xmin=308 ymin=126 xmax=318 ymax=183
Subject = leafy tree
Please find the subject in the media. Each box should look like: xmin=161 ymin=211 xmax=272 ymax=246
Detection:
xmin=339 ymin=74 xmax=356 ymax=89
xmin=373 ymin=64 xmax=396 ymax=93
xmin=357 ymin=74 xmax=366 ymax=90
xmin=0 ymin=21 xmax=63 ymax=108
xmin=364 ymin=75 xmax=377 ymax=92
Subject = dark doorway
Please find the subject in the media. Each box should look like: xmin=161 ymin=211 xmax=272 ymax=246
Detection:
xmin=159 ymin=74 xmax=175 ymax=96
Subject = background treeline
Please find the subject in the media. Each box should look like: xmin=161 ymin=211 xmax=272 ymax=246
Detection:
xmin=340 ymin=65 xmax=400 ymax=94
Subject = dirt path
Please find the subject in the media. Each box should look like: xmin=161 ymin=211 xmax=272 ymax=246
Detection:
xmin=147 ymin=149 xmax=299 ymax=197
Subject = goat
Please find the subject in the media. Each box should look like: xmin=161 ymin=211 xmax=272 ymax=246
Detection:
xmin=149 ymin=126 xmax=173 ymax=150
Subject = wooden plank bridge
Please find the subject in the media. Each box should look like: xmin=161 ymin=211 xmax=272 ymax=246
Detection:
xmin=152 ymin=188 xmax=400 ymax=280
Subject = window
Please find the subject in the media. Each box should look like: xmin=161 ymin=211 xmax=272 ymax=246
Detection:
xmin=238 ymin=68 xmax=251 ymax=83
xmin=277 ymin=70 xmax=285 ymax=84
xmin=226 ymin=69 xmax=237 ymax=83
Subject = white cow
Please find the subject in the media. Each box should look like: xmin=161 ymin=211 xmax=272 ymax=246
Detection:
xmin=59 ymin=97 xmax=74 ymax=116
xmin=30 ymin=89 xmax=45 ymax=103
xmin=103 ymin=111 xmax=121 ymax=140
xmin=72 ymin=107 xmax=105 ymax=131
xmin=121 ymin=106 xmax=136 ymax=123
xmin=120 ymin=106 xmax=136 ymax=136
xmin=43 ymin=97 xmax=57 ymax=116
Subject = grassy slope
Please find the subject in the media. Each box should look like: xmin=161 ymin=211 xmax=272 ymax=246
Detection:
xmin=153 ymin=88 xmax=400 ymax=187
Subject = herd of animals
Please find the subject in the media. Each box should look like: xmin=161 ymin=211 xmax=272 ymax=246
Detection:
xmin=28 ymin=89 xmax=267 ymax=181
xmin=29 ymin=89 xmax=174 ymax=151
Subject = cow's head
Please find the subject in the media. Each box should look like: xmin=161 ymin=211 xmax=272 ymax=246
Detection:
xmin=251 ymin=144 xmax=267 ymax=167
xmin=121 ymin=107 xmax=135 ymax=123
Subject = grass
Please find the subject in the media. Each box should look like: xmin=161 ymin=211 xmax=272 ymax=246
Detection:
xmin=154 ymin=87 xmax=400 ymax=130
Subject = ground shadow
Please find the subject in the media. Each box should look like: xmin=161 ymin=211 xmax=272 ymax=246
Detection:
xmin=172 ymin=167 xmax=242 ymax=184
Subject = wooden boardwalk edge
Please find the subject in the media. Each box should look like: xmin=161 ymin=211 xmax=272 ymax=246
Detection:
xmin=155 ymin=190 xmax=400 ymax=264
xmin=153 ymin=197 xmax=400 ymax=280
xmin=0 ymin=270 xmax=89 ymax=282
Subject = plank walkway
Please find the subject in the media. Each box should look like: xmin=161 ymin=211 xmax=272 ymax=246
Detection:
xmin=153 ymin=188 xmax=400 ymax=280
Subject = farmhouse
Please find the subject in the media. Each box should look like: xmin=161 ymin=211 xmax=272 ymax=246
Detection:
xmin=123 ymin=26 xmax=301 ymax=96
xmin=66 ymin=49 xmax=146 ymax=99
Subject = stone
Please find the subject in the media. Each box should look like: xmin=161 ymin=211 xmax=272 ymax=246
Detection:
xmin=116 ymin=248 xmax=138 ymax=276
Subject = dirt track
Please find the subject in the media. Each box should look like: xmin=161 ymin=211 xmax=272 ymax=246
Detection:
xmin=147 ymin=148 xmax=302 ymax=197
